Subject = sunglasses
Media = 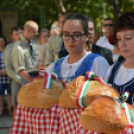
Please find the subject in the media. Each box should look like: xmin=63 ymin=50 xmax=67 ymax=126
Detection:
xmin=103 ymin=24 xmax=113 ymax=27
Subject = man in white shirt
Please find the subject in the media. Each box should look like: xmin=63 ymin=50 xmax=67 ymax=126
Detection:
xmin=96 ymin=18 xmax=114 ymax=51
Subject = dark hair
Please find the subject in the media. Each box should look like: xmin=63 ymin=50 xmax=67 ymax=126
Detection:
xmin=63 ymin=13 xmax=89 ymax=34
xmin=0 ymin=35 xmax=7 ymax=47
xmin=19 ymin=27 xmax=24 ymax=31
xmin=86 ymin=17 xmax=95 ymax=51
xmin=63 ymin=13 xmax=89 ymax=50
xmin=103 ymin=18 xmax=113 ymax=22
xmin=87 ymin=17 xmax=95 ymax=30
xmin=87 ymin=17 xmax=94 ymax=25
xmin=114 ymin=12 xmax=134 ymax=43
xmin=11 ymin=26 xmax=19 ymax=33
xmin=38 ymin=29 xmax=50 ymax=38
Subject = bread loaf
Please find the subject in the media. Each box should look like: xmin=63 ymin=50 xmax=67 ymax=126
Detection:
xmin=18 ymin=77 xmax=63 ymax=109
xmin=80 ymin=96 xmax=134 ymax=134
xmin=59 ymin=76 xmax=120 ymax=108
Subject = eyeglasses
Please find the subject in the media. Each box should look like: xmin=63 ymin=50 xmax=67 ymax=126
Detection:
xmin=61 ymin=32 xmax=87 ymax=41
xmin=103 ymin=24 xmax=113 ymax=27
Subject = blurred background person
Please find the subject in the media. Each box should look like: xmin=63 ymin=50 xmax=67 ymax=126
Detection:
xmin=45 ymin=12 xmax=68 ymax=67
xmin=86 ymin=17 xmax=113 ymax=65
xmin=37 ymin=29 xmax=50 ymax=69
xmin=0 ymin=35 xmax=12 ymax=116
xmin=11 ymin=26 xmax=21 ymax=43
xmin=12 ymin=21 xmax=39 ymax=86
xmin=96 ymin=18 xmax=114 ymax=51
xmin=18 ymin=27 xmax=24 ymax=36
xmin=38 ymin=29 xmax=50 ymax=45
xmin=4 ymin=26 xmax=22 ymax=117
xmin=38 ymin=26 xmax=60 ymax=70
xmin=50 ymin=26 xmax=59 ymax=36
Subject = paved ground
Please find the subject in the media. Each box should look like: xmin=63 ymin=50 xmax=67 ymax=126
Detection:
xmin=0 ymin=97 xmax=13 ymax=134
xmin=0 ymin=115 xmax=13 ymax=134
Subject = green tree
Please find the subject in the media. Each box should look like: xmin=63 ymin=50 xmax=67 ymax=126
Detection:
xmin=0 ymin=0 xmax=134 ymax=33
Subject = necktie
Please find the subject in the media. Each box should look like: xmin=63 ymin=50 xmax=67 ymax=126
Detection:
xmin=29 ymin=44 xmax=35 ymax=59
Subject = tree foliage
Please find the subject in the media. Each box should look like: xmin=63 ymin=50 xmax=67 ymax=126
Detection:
xmin=0 ymin=0 xmax=134 ymax=33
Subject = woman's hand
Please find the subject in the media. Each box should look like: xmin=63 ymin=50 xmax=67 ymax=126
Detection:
xmin=0 ymin=70 xmax=7 ymax=76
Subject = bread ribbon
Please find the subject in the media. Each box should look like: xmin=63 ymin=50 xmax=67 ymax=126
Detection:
xmin=118 ymin=92 xmax=134 ymax=134
xmin=86 ymin=71 xmax=112 ymax=87
xmin=35 ymin=69 xmax=64 ymax=89
xmin=76 ymin=71 xmax=111 ymax=108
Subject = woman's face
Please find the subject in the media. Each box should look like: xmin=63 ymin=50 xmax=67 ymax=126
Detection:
xmin=88 ymin=21 xmax=95 ymax=44
xmin=116 ymin=30 xmax=134 ymax=59
xmin=0 ymin=38 xmax=6 ymax=48
xmin=62 ymin=20 xmax=89 ymax=55
xmin=38 ymin=32 xmax=49 ymax=45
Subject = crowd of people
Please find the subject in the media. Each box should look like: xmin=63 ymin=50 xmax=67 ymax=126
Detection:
xmin=0 ymin=12 xmax=134 ymax=119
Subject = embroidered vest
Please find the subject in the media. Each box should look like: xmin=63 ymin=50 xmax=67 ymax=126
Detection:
xmin=54 ymin=53 xmax=99 ymax=81
xmin=108 ymin=61 xmax=134 ymax=105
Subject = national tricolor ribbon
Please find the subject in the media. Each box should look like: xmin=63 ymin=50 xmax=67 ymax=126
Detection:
xmin=35 ymin=69 xmax=63 ymax=89
xmin=117 ymin=92 xmax=134 ymax=134
xmin=76 ymin=71 xmax=112 ymax=108
xmin=76 ymin=78 xmax=91 ymax=108
xmin=86 ymin=71 xmax=112 ymax=87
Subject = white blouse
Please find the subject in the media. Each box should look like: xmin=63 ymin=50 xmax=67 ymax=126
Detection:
xmin=105 ymin=64 xmax=134 ymax=85
xmin=46 ymin=52 xmax=109 ymax=83
xmin=96 ymin=35 xmax=114 ymax=51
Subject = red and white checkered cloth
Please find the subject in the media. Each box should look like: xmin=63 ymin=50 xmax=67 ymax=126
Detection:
xmin=59 ymin=108 xmax=134 ymax=134
xmin=11 ymin=104 xmax=131 ymax=134
xmin=11 ymin=103 xmax=60 ymax=134
xmin=59 ymin=108 xmax=101 ymax=134
xmin=11 ymin=104 xmax=100 ymax=134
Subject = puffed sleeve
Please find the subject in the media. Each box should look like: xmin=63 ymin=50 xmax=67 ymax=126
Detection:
xmin=91 ymin=56 xmax=110 ymax=79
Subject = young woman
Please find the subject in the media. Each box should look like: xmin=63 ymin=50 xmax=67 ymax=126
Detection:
xmin=37 ymin=29 xmax=50 ymax=70
xmin=46 ymin=13 xmax=109 ymax=83
xmin=106 ymin=12 xmax=134 ymax=105
xmin=11 ymin=14 xmax=109 ymax=134
xmin=0 ymin=36 xmax=12 ymax=115
xmin=38 ymin=29 xmax=50 ymax=45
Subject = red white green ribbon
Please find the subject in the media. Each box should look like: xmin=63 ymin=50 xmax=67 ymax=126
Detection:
xmin=86 ymin=71 xmax=112 ymax=87
xmin=121 ymin=124 xmax=134 ymax=134
xmin=36 ymin=69 xmax=63 ymax=89
xmin=76 ymin=71 xmax=112 ymax=108
xmin=119 ymin=92 xmax=130 ymax=103
xmin=76 ymin=78 xmax=91 ymax=108
xmin=117 ymin=92 xmax=134 ymax=134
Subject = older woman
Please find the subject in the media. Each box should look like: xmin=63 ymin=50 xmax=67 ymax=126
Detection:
xmin=46 ymin=13 xmax=109 ymax=83
xmin=106 ymin=12 xmax=134 ymax=105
